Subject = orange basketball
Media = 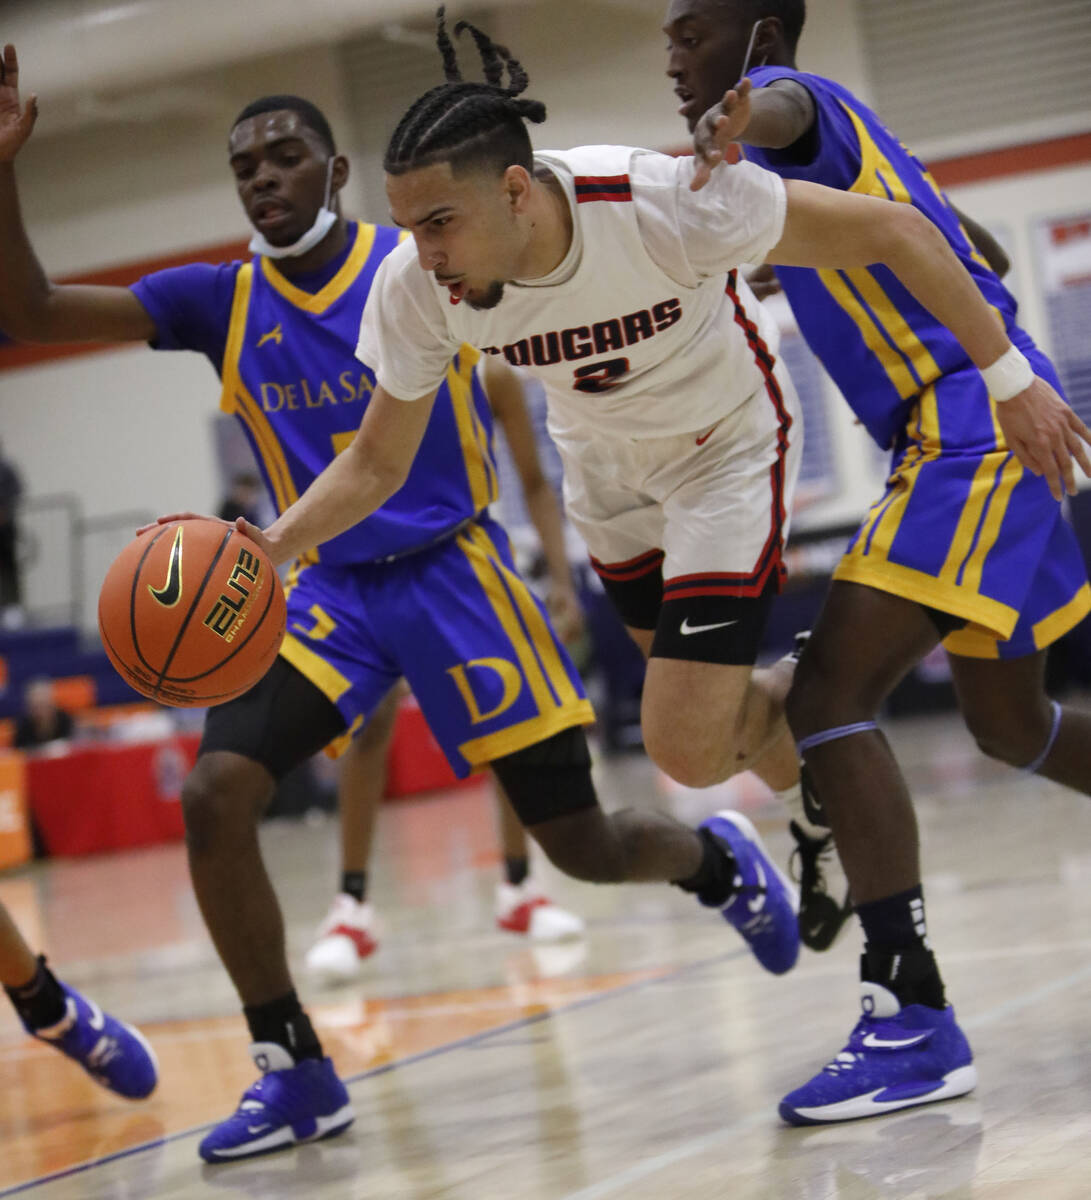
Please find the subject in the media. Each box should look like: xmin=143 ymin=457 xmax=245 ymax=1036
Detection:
xmin=98 ymin=519 xmax=287 ymax=708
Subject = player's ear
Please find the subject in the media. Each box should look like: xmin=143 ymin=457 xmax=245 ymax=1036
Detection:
xmin=330 ymin=154 xmax=350 ymax=196
xmin=503 ymin=164 xmax=532 ymax=214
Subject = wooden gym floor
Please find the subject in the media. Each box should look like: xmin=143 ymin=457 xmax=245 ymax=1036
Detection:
xmin=2 ymin=709 xmax=1090 ymax=1199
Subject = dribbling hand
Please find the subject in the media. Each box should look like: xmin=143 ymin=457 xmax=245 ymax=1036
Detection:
xmin=0 ymin=45 xmax=38 ymax=163
xmin=136 ymin=512 xmax=278 ymax=561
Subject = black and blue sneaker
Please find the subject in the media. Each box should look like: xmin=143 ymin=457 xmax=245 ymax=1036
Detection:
xmin=698 ymin=810 xmax=800 ymax=975
xmin=779 ymin=981 xmax=976 ymax=1125
xmin=27 ymin=982 xmax=158 ymax=1099
xmin=200 ymin=1043 xmax=354 ymax=1163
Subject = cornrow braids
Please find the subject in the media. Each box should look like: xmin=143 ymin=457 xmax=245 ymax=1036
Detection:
xmin=384 ymin=7 xmax=547 ymax=179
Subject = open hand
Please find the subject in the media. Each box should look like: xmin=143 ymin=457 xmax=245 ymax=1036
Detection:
xmin=135 ymin=511 xmax=277 ymax=559
xmin=690 ymin=77 xmax=753 ymax=192
xmin=0 ymin=45 xmax=38 ymax=162
xmin=995 ymin=377 xmax=1091 ymax=501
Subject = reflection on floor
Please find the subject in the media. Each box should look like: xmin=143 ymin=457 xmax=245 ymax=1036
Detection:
xmin=3 ymin=710 xmax=1091 ymax=1199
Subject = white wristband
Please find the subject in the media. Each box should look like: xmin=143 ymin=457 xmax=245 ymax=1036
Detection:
xmin=981 ymin=344 xmax=1034 ymax=403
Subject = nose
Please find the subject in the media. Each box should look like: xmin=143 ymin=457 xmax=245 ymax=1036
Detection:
xmin=252 ymin=160 xmax=279 ymax=191
xmin=666 ymin=46 xmax=683 ymax=78
xmin=414 ymin=235 xmax=444 ymax=271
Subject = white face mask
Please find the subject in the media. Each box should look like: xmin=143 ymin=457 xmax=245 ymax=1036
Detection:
xmin=248 ymin=156 xmax=338 ymax=260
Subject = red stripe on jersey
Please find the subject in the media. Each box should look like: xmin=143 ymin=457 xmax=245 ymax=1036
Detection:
xmin=574 ymin=174 xmax=632 ymax=204
xmin=591 ymin=548 xmax=665 ymax=582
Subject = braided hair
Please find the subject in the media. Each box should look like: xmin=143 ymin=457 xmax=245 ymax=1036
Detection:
xmin=384 ymin=7 xmax=546 ymax=178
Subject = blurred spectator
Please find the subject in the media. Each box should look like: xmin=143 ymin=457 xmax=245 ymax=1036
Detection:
xmin=0 ymin=438 xmax=23 ymax=626
xmin=14 ymin=678 xmax=74 ymax=750
xmin=217 ymin=471 xmax=264 ymax=527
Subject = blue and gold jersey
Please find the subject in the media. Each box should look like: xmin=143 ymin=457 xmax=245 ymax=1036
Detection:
xmin=744 ymin=67 xmax=1022 ymax=450
xmin=132 ymin=222 xmax=498 ymax=566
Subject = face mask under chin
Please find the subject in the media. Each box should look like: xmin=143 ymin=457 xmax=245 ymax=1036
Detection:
xmin=248 ymin=157 xmax=338 ymax=260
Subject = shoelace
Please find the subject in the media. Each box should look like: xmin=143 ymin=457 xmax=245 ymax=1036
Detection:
xmin=789 ymin=826 xmax=835 ymax=898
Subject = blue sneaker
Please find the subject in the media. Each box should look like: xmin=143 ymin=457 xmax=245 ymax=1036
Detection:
xmin=780 ymin=981 xmax=976 ymax=1125
xmin=27 ymin=982 xmax=158 ymax=1099
xmin=699 ymin=810 xmax=799 ymax=975
xmin=200 ymin=1043 xmax=354 ymax=1163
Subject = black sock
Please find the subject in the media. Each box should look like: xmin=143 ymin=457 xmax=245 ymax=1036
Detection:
xmin=504 ymin=856 xmax=529 ymax=887
xmin=243 ymin=991 xmax=323 ymax=1062
xmin=340 ymin=870 xmax=367 ymax=904
xmin=5 ymin=956 xmax=68 ymax=1031
xmin=856 ymin=885 xmax=946 ymax=1009
xmin=673 ymin=828 xmax=738 ymax=907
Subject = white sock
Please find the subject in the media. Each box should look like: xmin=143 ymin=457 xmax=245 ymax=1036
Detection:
xmin=775 ymin=781 xmax=829 ymax=840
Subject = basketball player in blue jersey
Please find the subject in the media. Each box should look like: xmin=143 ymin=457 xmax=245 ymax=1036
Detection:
xmin=665 ymin=0 xmax=1091 ymax=1124
xmin=0 ymin=43 xmax=802 ymax=1162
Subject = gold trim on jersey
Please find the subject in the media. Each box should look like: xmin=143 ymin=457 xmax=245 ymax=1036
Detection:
xmin=938 ymin=453 xmax=1023 ymax=594
xmin=219 ymin=264 xmax=322 ymax=566
xmin=940 ymin=582 xmax=1091 ymax=659
xmin=452 ymin=522 xmax=592 ymax=761
xmin=458 ymin=703 xmax=594 ymax=769
xmin=325 ymin=713 xmax=365 ymax=760
xmin=833 ymin=554 xmax=1019 ymax=640
xmin=278 ymin=631 xmax=353 ymax=703
xmin=852 ymin=386 xmax=941 ymax=560
xmin=259 ymin=223 xmax=378 ymax=314
xmin=1032 ymin=582 xmax=1091 ymax=651
xmin=446 ymin=346 xmax=498 ymax=511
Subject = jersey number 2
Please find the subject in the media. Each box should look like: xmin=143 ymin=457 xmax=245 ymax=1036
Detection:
xmin=572 ymin=357 xmax=630 ymax=394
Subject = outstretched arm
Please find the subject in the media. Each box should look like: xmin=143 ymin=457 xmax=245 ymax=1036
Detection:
xmin=484 ymin=356 xmax=582 ymax=643
xmin=0 ymin=44 xmax=154 ymax=344
xmin=253 ymin=384 xmax=438 ymax=565
xmin=767 ymin=179 xmax=1091 ymax=499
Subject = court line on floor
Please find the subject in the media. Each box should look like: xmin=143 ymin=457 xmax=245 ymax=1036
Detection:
xmin=558 ymin=958 xmax=1091 ymax=1200
xmin=0 ymin=948 xmax=744 ymax=1198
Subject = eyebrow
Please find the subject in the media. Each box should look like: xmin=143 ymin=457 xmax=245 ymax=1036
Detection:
xmin=390 ymin=207 xmax=455 ymax=229
xmin=229 ymin=134 xmax=308 ymax=163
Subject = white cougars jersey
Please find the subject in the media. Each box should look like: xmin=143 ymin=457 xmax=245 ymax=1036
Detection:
xmin=357 ymin=145 xmax=787 ymax=441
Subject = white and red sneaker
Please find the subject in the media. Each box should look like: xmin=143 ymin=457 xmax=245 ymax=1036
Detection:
xmin=495 ymin=881 xmax=586 ymax=941
xmin=304 ymin=894 xmax=379 ymax=981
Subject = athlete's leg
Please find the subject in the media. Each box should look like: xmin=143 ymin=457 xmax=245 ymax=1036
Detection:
xmin=785 ymin=581 xmax=939 ymax=904
xmin=183 ymin=659 xmax=343 ymax=1014
xmin=491 ymin=725 xmax=799 ymax=974
xmin=0 ymin=902 xmax=36 ymax=987
xmin=336 ymin=685 xmax=400 ymax=890
xmin=190 ymin=656 xmax=356 ymax=1162
xmin=949 ymin=650 xmax=1091 ymax=791
xmin=1 ymin=901 xmax=158 ymax=1098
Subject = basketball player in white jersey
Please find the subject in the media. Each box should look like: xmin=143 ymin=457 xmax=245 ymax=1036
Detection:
xmin=166 ymin=10 xmax=1084 ymax=939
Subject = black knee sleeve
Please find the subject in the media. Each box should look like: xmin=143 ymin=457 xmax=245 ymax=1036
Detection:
xmin=490 ymin=725 xmax=598 ymax=827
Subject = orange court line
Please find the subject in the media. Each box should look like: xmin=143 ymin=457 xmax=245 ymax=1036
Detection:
xmin=0 ymin=964 xmax=678 ymax=1192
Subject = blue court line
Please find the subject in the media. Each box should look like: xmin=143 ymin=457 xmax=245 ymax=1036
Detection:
xmin=0 ymin=948 xmax=744 ymax=1197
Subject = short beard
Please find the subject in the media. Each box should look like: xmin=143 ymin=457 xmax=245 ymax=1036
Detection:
xmin=467 ymin=281 xmax=506 ymax=311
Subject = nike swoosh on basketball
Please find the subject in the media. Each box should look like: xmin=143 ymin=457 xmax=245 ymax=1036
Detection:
xmin=679 ymin=617 xmax=738 ymax=636
xmin=860 ymin=1031 xmax=930 ymax=1050
xmin=148 ymin=527 xmax=184 ymax=608
xmin=695 ymin=420 xmax=722 ymax=446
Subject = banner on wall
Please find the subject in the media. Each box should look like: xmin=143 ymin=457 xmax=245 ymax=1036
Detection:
xmin=1035 ymin=212 xmax=1091 ymax=423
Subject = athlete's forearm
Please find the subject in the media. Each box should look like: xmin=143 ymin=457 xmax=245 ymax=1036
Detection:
xmin=877 ymin=208 xmax=1010 ymax=370
xmin=522 ymin=477 xmax=574 ymax=595
xmin=263 ymin=382 xmax=438 ymax=565
xmin=263 ymin=443 xmax=406 ymax=567
xmin=0 ymin=161 xmax=55 ymax=339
